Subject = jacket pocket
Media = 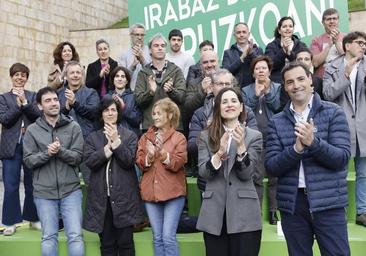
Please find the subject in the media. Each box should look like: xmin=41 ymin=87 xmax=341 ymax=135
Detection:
xmin=237 ymin=190 xmax=258 ymax=199
xmin=202 ymin=190 xmax=213 ymax=199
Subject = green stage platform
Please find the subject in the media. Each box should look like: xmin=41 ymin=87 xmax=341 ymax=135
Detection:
xmin=0 ymin=165 xmax=363 ymax=256
xmin=1 ymin=223 xmax=365 ymax=256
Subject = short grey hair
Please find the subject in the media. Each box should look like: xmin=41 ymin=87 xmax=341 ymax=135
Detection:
xmin=95 ymin=38 xmax=109 ymax=49
xmin=209 ymin=68 xmax=238 ymax=86
xmin=129 ymin=23 xmax=145 ymax=34
xmin=148 ymin=33 xmax=168 ymax=49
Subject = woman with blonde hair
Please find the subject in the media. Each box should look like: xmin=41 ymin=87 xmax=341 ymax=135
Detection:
xmin=136 ymin=98 xmax=187 ymax=256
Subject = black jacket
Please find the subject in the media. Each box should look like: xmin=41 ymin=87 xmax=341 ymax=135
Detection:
xmin=0 ymin=90 xmax=40 ymax=159
xmin=86 ymin=58 xmax=118 ymax=97
xmin=83 ymin=126 xmax=144 ymax=233
xmin=222 ymin=43 xmax=263 ymax=88
xmin=265 ymin=36 xmax=307 ymax=83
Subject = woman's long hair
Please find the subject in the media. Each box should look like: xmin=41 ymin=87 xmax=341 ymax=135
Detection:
xmin=208 ymin=87 xmax=247 ymax=152
xmin=53 ymin=41 xmax=80 ymax=70
xmin=274 ymin=16 xmax=295 ymax=38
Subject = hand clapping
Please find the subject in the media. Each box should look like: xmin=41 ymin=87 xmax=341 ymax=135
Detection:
xmin=294 ymin=118 xmax=315 ymax=152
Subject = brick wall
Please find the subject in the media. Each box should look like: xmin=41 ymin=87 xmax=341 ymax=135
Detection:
xmin=0 ymin=0 xmax=128 ymax=92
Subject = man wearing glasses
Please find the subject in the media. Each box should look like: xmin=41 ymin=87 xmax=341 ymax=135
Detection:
xmin=323 ymin=31 xmax=366 ymax=227
xmin=310 ymin=8 xmax=345 ymax=78
xmin=119 ymin=23 xmax=151 ymax=90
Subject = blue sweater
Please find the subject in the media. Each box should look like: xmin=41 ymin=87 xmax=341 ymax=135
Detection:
xmin=265 ymin=93 xmax=351 ymax=214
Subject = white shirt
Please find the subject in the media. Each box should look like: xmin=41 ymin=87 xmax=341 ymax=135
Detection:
xmin=290 ymin=96 xmax=313 ymax=188
xmin=166 ymin=51 xmax=195 ymax=79
xmin=344 ymin=58 xmax=360 ymax=111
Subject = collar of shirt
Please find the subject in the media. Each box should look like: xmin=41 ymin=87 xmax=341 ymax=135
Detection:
xmin=289 ymin=95 xmax=314 ymax=122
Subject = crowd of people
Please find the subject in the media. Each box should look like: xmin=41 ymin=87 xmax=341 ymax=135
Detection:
xmin=0 ymin=7 xmax=365 ymax=256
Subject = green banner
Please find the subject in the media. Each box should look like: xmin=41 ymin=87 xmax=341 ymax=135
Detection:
xmin=128 ymin=0 xmax=349 ymax=61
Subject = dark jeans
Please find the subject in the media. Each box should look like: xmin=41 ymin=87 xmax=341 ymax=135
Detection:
xmin=99 ymin=199 xmax=135 ymax=256
xmin=203 ymin=215 xmax=262 ymax=256
xmin=2 ymin=143 xmax=38 ymax=225
xmin=281 ymin=189 xmax=350 ymax=256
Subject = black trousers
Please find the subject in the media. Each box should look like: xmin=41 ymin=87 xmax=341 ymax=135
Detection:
xmin=203 ymin=216 xmax=262 ymax=256
xmin=281 ymin=189 xmax=350 ymax=256
xmin=99 ymin=199 xmax=135 ymax=256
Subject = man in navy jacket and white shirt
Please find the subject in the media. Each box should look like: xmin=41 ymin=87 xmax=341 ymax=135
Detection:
xmin=265 ymin=62 xmax=351 ymax=255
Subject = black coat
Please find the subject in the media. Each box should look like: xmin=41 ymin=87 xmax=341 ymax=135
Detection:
xmin=86 ymin=58 xmax=118 ymax=97
xmin=265 ymin=36 xmax=307 ymax=83
xmin=83 ymin=126 xmax=144 ymax=233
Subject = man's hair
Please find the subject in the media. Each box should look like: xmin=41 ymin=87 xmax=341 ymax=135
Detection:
xmin=148 ymin=33 xmax=168 ymax=49
xmin=250 ymin=55 xmax=274 ymax=75
xmin=36 ymin=87 xmax=58 ymax=104
xmin=234 ymin=22 xmax=249 ymax=32
xmin=9 ymin=63 xmax=30 ymax=78
xmin=281 ymin=61 xmax=311 ymax=82
xmin=209 ymin=68 xmax=237 ymax=86
xmin=296 ymin=47 xmax=313 ymax=60
xmin=168 ymin=29 xmax=183 ymax=40
xmin=95 ymin=38 xmax=109 ymax=49
xmin=129 ymin=23 xmax=145 ymax=34
xmin=322 ymin=8 xmax=339 ymax=22
xmin=342 ymin=31 xmax=366 ymax=52
xmin=199 ymin=40 xmax=214 ymax=50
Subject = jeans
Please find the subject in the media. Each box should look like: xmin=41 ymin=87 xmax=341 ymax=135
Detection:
xmin=34 ymin=189 xmax=84 ymax=256
xmin=2 ymin=143 xmax=38 ymax=225
xmin=145 ymin=197 xmax=185 ymax=256
xmin=355 ymin=156 xmax=366 ymax=214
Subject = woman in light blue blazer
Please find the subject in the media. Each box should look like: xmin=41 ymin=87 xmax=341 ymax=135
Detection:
xmin=197 ymin=87 xmax=263 ymax=256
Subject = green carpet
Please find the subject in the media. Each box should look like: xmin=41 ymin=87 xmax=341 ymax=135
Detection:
xmin=0 ymin=223 xmax=365 ymax=256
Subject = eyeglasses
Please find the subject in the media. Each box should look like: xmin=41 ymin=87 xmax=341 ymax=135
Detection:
xmin=214 ymin=82 xmax=231 ymax=87
xmin=353 ymin=40 xmax=366 ymax=48
xmin=324 ymin=17 xmax=338 ymax=22
xmin=132 ymin=33 xmax=145 ymax=37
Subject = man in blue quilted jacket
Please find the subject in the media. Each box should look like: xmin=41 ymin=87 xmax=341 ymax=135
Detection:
xmin=265 ymin=62 xmax=351 ymax=255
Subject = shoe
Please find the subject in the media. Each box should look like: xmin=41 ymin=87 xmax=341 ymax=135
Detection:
xmin=269 ymin=211 xmax=278 ymax=225
xmin=356 ymin=213 xmax=366 ymax=226
xmin=30 ymin=221 xmax=42 ymax=230
xmin=3 ymin=225 xmax=16 ymax=236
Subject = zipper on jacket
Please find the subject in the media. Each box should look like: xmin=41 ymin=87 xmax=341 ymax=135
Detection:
xmin=52 ymin=129 xmax=60 ymax=198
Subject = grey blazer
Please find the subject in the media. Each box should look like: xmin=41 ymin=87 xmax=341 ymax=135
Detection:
xmin=323 ymin=55 xmax=366 ymax=157
xmin=196 ymin=127 xmax=263 ymax=236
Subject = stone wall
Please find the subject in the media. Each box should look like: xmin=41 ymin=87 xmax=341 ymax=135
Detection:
xmin=0 ymin=1 xmax=366 ymax=93
xmin=0 ymin=0 xmax=128 ymax=92
xmin=69 ymin=28 xmax=130 ymax=72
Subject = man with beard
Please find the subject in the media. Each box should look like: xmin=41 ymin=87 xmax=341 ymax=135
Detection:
xmin=166 ymin=29 xmax=195 ymax=79
xmin=23 ymin=87 xmax=85 ymax=256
